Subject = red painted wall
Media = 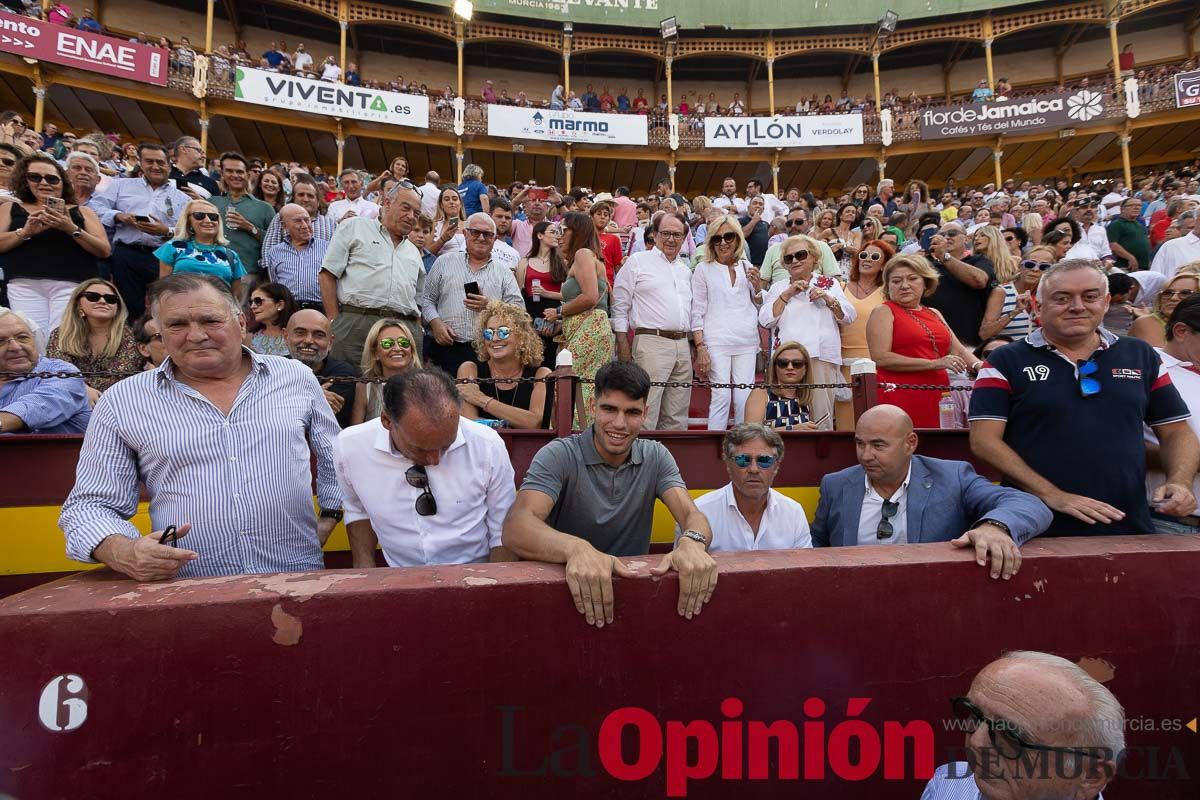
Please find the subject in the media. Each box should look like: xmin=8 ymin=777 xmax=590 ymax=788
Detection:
xmin=2 ymin=536 xmax=1197 ymax=798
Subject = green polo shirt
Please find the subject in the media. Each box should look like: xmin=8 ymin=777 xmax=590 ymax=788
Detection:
xmin=209 ymin=193 xmax=276 ymax=273
xmin=759 ymin=239 xmax=842 ymax=286
xmin=1106 ymin=217 xmax=1151 ymax=272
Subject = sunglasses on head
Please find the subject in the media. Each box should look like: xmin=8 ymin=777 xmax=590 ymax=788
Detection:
xmin=711 ymin=231 xmax=738 ymax=244
xmin=775 ymin=358 xmax=807 ymax=370
xmin=406 ymin=465 xmax=437 ymax=517
xmin=380 ymin=336 xmax=412 ymax=350
xmin=81 ymin=290 xmax=120 ymax=304
xmin=1021 ymin=259 xmax=1053 ymax=270
xmin=858 ymin=251 xmax=882 ymax=261
xmin=782 ymin=250 xmax=809 ymax=264
xmin=482 ymin=326 xmax=512 ymax=342
xmin=27 ymin=173 xmax=61 ymax=185
xmin=191 ymin=211 xmax=220 ymax=222
xmin=731 ymin=453 xmax=778 ymax=470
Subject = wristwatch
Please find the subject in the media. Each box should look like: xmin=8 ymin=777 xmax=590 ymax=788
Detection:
xmin=979 ymin=518 xmax=1011 ymax=537
xmin=677 ymin=530 xmax=709 ymax=550
xmin=319 ymin=508 xmax=344 ymax=522
xmin=71 ymin=226 xmax=83 ymax=237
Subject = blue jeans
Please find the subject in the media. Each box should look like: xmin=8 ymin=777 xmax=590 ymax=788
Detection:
xmin=1151 ymin=512 xmax=1200 ymax=535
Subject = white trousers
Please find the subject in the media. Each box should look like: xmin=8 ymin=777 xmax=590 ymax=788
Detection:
xmin=706 ymin=350 xmax=757 ymax=431
xmin=6 ymin=278 xmax=78 ymax=339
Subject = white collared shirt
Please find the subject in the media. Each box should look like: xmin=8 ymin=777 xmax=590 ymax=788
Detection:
xmin=611 ymin=247 xmax=694 ymax=334
xmin=328 ymin=195 xmax=381 ymax=224
xmin=760 ymin=277 xmax=856 ymax=365
xmin=683 ymin=483 xmax=812 ymax=552
xmin=491 ymin=239 xmax=520 ymax=272
xmin=856 ymin=463 xmax=912 ymax=545
xmin=690 ymin=259 xmax=761 ymax=353
xmin=1070 ymin=221 xmax=1112 ymax=260
xmin=712 ymin=195 xmax=748 ymax=215
xmin=333 ymin=417 xmax=516 ymax=567
xmin=1146 ymin=348 xmax=1200 ymax=505
xmin=420 ymin=181 xmax=440 ymax=218
xmin=1151 ymin=231 xmax=1200 ymax=280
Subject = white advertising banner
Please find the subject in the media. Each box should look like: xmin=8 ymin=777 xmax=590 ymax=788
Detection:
xmin=703 ymin=115 xmax=864 ymax=148
xmin=487 ymin=105 xmax=648 ymax=145
xmin=233 ymin=68 xmax=429 ymax=128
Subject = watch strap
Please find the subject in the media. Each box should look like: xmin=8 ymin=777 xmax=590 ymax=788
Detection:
xmin=677 ymin=529 xmax=709 ymax=549
xmin=979 ymin=518 xmax=1011 ymax=537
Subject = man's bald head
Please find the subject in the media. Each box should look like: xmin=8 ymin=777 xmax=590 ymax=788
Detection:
xmin=279 ymin=202 xmax=313 ymax=245
xmin=285 ymin=309 xmax=333 ymax=367
xmin=854 ymin=404 xmax=917 ymax=487
xmin=857 ymin=404 xmax=914 ymax=438
xmin=287 ymin=308 xmax=330 ymax=335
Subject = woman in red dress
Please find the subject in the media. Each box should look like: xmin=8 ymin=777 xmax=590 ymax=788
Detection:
xmin=866 ymin=254 xmax=982 ymax=427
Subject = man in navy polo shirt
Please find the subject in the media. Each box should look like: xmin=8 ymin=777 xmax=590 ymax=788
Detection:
xmin=969 ymin=260 xmax=1198 ymax=536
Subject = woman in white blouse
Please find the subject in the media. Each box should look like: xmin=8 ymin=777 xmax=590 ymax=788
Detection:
xmin=692 ymin=216 xmax=763 ymax=430
xmin=759 ymin=234 xmax=856 ymax=428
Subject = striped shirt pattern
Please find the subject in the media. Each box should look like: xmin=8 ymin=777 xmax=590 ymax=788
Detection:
xmin=997 ymin=282 xmax=1035 ymax=338
xmin=261 ymin=212 xmax=336 ymax=254
xmin=59 ymin=350 xmax=343 ymax=578
xmin=264 ymin=237 xmax=330 ymax=304
xmin=921 ymin=763 xmax=1105 ymax=799
xmin=419 ymin=251 xmax=524 ymax=343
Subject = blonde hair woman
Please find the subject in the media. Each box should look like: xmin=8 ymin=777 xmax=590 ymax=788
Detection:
xmin=1021 ymin=212 xmax=1044 ymax=247
xmin=745 ymin=342 xmax=822 ymax=430
xmin=980 ymin=245 xmax=1054 ymax=340
xmin=972 ymin=224 xmax=1018 ymax=283
xmin=1130 ymin=266 xmax=1200 ymax=349
xmin=692 ymin=215 xmax=763 ymax=430
xmin=458 ymin=299 xmax=552 ymax=429
xmin=46 ymin=278 xmax=143 ymax=403
xmin=350 ymin=317 xmax=423 ymax=424
xmin=157 ymin=197 xmax=245 ymax=294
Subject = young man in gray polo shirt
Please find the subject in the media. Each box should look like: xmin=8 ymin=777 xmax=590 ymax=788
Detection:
xmin=503 ymin=361 xmax=717 ymax=629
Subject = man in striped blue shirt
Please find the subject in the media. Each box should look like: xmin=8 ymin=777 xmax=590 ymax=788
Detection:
xmin=59 ymin=273 xmax=343 ymax=581
xmin=922 ymin=651 xmax=1119 ymax=800
xmin=264 ymin=203 xmax=328 ymax=310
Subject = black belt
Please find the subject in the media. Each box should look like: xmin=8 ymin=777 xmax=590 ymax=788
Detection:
xmin=117 ymin=242 xmax=159 ymax=253
xmin=340 ymin=304 xmax=417 ymax=320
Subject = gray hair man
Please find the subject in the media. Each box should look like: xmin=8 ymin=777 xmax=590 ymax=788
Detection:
xmin=64 ymin=151 xmax=101 ymax=208
xmin=168 ymin=135 xmax=218 ymax=197
xmin=264 ymin=203 xmax=329 ymax=310
xmin=328 ymin=167 xmax=379 ymax=224
xmin=678 ymin=423 xmax=811 ymax=552
xmin=0 ymin=307 xmax=90 ymax=434
xmin=922 ymin=650 xmax=1123 ymax=799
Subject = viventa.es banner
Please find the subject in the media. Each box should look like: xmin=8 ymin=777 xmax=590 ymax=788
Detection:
xmin=234 ymin=68 xmax=430 ymax=128
xmin=703 ymin=115 xmax=864 ymax=148
xmin=487 ymin=106 xmax=648 ymax=145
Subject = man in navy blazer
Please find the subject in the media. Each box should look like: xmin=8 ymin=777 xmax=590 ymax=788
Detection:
xmin=812 ymin=405 xmax=1052 ymax=579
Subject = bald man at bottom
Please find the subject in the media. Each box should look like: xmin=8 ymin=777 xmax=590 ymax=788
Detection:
xmin=811 ymin=405 xmax=1052 ymax=579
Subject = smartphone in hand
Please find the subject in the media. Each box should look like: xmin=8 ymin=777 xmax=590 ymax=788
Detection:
xmin=463 ymin=281 xmax=481 ymax=297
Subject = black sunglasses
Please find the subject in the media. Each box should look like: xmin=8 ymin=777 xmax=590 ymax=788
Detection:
xmin=949 ymin=697 xmax=1108 ymax=763
xmin=0 ymin=157 xmax=15 ymax=167
xmin=81 ymin=290 xmax=120 ymax=304
xmin=191 ymin=211 xmax=220 ymax=222
xmin=785 ymin=219 xmax=806 ymax=227
xmin=711 ymin=231 xmax=738 ymax=244
xmin=406 ymin=465 xmax=437 ymax=517
xmin=775 ymin=358 xmax=807 ymax=369
xmin=877 ymin=499 xmax=899 ymax=539
xmin=782 ymin=250 xmax=809 ymax=264
xmin=27 ymin=173 xmax=62 ymax=185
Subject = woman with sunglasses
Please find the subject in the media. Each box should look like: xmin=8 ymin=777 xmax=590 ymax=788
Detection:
xmin=1002 ymin=226 xmax=1028 ymax=259
xmin=458 ymin=300 xmax=552 ymax=429
xmin=0 ymin=154 xmax=110 ymax=336
xmin=516 ymin=220 xmax=565 ymax=369
xmin=837 ymin=239 xmax=894 ymax=426
xmin=1130 ymin=269 xmax=1200 ymax=349
xmin=692 ymin=217 xmax=763 ymax=430
xmin=351 ymin=317 xmax=423 ymax=424
xmin=429 ymin=186 xmax=466 ymax=256
xmin=850 ymin=184 xmax=872 ymax=210
xmin=745 ymin=342 xmax=823 ymax=431
xmin=980 ymin=245 xmax=1055 ymax=340
xmin=832 ymin=203 xmax=862 ymax=276
xmin=155 ymin=198 xmax=246 ymax=294
xmin=245 ymin=283 xmax=297 ymax=356
xmin=0 ymin=142 xmax=21 ymax=195
xmin=867 ymin=254 xmax=981 ymax=428
xmin=760 ymin=235 xmax=855 ymax=429
xmin=47 ymin=278 xmax=143 ymax=404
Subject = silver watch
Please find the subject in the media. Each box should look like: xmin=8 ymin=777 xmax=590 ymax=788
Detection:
xmin=677 ymin=530 xmax=708 ymax=549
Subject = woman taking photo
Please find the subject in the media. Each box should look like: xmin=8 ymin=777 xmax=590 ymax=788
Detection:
xmin=351 ymin=318 xmax=423 ymax=424
xmin=47 ymin=278 xmax=143 ymax=404
xmin=156 ymin=198 xmax=246 ymax=293
xmin=540 ymin=211 xmax=612 ymax=424
xmin=1131 ymin=270 xmax=1200 ymax=349
xmin=245 ymin=282 xmax=297 ymax=356
xmin=745 ymin=342 xmax=823 ymax=431
xmin=0 ymin=154 xmax=109 ymax=336
xmin=458 ymin=300 xmax=553 ymax=429
xmin=692 ymin=216 xmax=763 ymax=430
xmin=832 ymin=202 xmax=862 ymax=276
xmin=252 ymin=166 xmax=286 ymax=212
xmin=867 ymin=254 xmax=980 ymax=427
xmin=516 ymin=220 xmax=565 ymax=369
xmin=759 ymin=234 xmax=855 ymax=428
xmin=429 ymin=186 xmax=466 ymax=256
xmin=979 ymin=245 xmax=1054 ymax=341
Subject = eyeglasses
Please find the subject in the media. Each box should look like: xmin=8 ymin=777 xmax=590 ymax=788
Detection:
xmin=782 ymin=251 xmax=809 ymax=264
xmin=482 ymin=326 xmax=512 ymax=341
xmin=406 ymin=465 xmax=437 ymax=517
xmin=1003 ymin=235 xmax=1016 ymax=242
xmin=191 ymin=211 xmax=220 ymax=222
xmin=249 ymin=297 xmax=269 ymax=307
xmin=775 ymin=358 xmax=807 ymax=370
xmin=0 ymin=157 xmax=15 ymax=167
xmin=1160 ymin=290 xmax=1194 ymax=300
xmin=656 ymin=230 xmax=686 ymax=240
xmin=949 ymin=697 xmax=1107 ymax=763
xmin=877 ymin=499 xmax=899 ymax=539
xmin=711 ymin=231 xmax=738 ymax=245
xmin=81 ymin=291 xmax=120 ymax=304
xmin=858 ymin=251 xmax=882 ymax=261
xmin=27 ymin=173 xmax=62 ymax=185
xmin=785 ymin=219 xmax=806 ymax=227
xmin=465 ymin=228 xmax=496 ymax=240
xmin=1078 ymin=359 xmax=1101 ymax=397
xmin=731 ymin=453 xmax=778 ymax=469
xmin=380 ymin=336 xmax=412 ymax=350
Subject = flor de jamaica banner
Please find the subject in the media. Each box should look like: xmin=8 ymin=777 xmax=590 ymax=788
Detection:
xmin=919 ymin=89 xmax=1107 ymax=140
xmin=233 ymin=68 xmax=430 ymax=128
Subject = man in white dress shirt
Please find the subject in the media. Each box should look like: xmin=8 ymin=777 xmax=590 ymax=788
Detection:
xmin=611 ymin=211 xmax=694 ymax=430
xmin=334 ymin=368 xmax=516 ymax=568
xmin=745 ymin=179 xmax=789 ymax=225
xmin=921 ymin=651 xmax=1121 ymax=800
xmin=1150 ymin=225 xmax=1200 ymax=280
xmin=419 ymin=171 xmax=441 ymax=219
xmin=711 ymin=177 xmax=747 ymax=216
xmin=678 ymin=424 xmax=810 ymax=552
xmin=328 ymin=168 xmax=380 ymax=224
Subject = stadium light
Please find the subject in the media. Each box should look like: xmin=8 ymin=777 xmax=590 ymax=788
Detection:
xmin=660 ymin=17 xmax=678 ymax=40
xmin=453 ymin=0 xmax=473 ymax=22
xmin=563 ymin=21 xmax=573 ymax=36
xmin=877 ymin=10 xmax=899 ymax=37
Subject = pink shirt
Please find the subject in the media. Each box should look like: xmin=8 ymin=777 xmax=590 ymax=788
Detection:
xmin=612 ymin=196 xmax=638 ymax=229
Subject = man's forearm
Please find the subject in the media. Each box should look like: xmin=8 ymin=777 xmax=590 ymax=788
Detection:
xmin=682 ymin=509 xmax=713 ymax=543
xmin=1158 ymin=425 xmax=1200 ymax=487
xmin=346 ymin=520 xmax=379 ymax=568
xmin=943 ymin=255 xmax=989 ymax=288
xmin=0 ymin=411 xmax=26 ymax=433
xmin=503 ymin=511 xmax=588 ymax=564
xmin=318 ymin=271 xmax=339 ymax=318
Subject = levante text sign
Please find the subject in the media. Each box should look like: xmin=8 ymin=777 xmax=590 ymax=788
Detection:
xmin=703 ymin=115 xmax=864 ymax=148
xmin=234 ymin=68 xmax=430 ymax=128
xmin=488 ymin=106 xmax=648 ymax=145
xmin=0 ymin=9 xmax=166 ymax=85
xmin=919 ymin=90 xmax=1106 ymax=140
